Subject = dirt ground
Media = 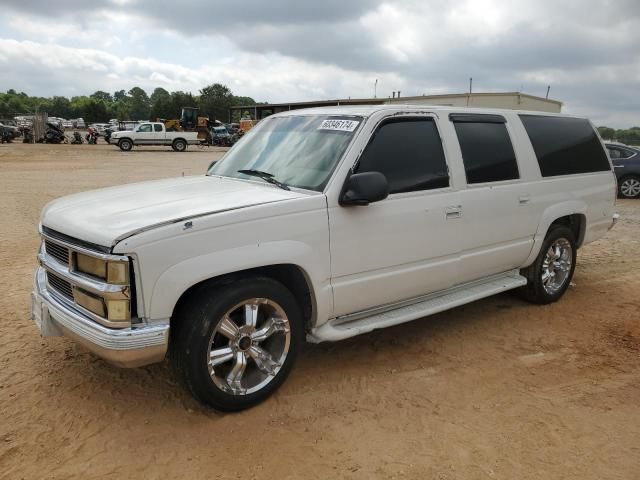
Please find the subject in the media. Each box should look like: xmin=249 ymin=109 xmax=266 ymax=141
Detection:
xmin=0 ymin=142 xmax=638 ymax=480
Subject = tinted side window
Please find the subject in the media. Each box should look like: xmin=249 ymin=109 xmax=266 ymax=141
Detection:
xmin=154 ymin=124 xmax=163 ymax=132
xmin=452 ymin=119 xmax=519 ymax=184
xmin=520 ymin=115 xmax=610 ymax=176
xmin=355 ymin=118 xmax=448 ymax=193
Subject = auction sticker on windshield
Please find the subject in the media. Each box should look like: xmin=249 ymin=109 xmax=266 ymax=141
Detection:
xmin=318 ymin=119 xmax=360 ymax=132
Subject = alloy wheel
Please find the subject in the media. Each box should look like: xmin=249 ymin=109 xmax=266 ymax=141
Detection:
xmin=207 ymin=298 xmax=291 ymax=395
xmin=541 ymin=238 xmax=573 ymax=294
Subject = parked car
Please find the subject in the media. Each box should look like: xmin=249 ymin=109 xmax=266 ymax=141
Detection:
xmin=605 ymin=143 xmax=640 ymax=198
xmin=0 ymin=120 xmax=20 ymax=139
xmin=211 ymin=125 xmax=232 ymax=146
xmin=109 ymin=121 xmax=199 ymax=151
xmin=32 ymin=106 xmax=617 ymax=411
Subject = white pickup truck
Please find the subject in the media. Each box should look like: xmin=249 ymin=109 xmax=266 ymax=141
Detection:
xmin=109 ymin=122 xmax=199 ymax=152
xmin=32 ymin=105 xmax=618 ymax=411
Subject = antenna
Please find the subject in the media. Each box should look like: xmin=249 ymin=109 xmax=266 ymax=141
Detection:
xmin=546 ymin=85 xmax=551 ymax=99
xmin=374 ymin=79 xmax=378 ymax=99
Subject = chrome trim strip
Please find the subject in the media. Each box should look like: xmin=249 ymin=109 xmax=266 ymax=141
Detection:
xmin=33 ymin=268 xmax=168 ymax=367
xmin=41 ymin=227 xmax=126 ymax=261
xmin=331 ymin=269 xmax=523 ymax=326
xmin=38 ymin=252 xmax=129 ymax=299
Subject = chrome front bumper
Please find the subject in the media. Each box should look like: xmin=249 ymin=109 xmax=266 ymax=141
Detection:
xmin=32 ymin=267 xmax=169 ymax=367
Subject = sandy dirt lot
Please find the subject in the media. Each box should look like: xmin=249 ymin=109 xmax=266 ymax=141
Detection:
xmin=0 ymin=142 xmax=638 ymax=480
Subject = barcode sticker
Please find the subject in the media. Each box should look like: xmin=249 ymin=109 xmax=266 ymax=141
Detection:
xmin=318 ymin=119 xmax=360 ymax=132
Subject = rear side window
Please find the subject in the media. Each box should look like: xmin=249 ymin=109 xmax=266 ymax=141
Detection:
xmin=154 ymin=124 xmax=163 ymax=132
xmin=355 ymin=118 xmax=449 ymax=193
xmin=451 ymin=115 xmax=519 ymax=184
xmin=520 ymin=115 xmax=610 ymax=176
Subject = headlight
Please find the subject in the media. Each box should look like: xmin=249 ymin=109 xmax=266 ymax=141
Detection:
xmin=76 ymin=253 xmax=129 ymax=284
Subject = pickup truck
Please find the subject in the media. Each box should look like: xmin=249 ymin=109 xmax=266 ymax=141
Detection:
xmin=109 ymin=122 xmax=199 ymax=152
xmin=32 ymin=105 xmax=618 ymax=411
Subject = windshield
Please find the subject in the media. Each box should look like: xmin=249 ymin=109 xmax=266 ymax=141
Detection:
xmin=208 ymin=115 xmax=362 ymax=191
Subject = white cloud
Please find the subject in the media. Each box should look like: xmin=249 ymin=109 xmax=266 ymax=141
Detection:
xmin=0 ymin=0 xmax=639 ymax=127
xmin=0 ymin=38 xmax=403 ymax=102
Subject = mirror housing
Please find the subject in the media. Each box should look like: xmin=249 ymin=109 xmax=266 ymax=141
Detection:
xmin=340 ymin=171 xmax=389 ymax=206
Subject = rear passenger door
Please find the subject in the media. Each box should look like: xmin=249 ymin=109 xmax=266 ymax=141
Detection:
xmin=329 ymin=115 xmax=463 ymax=317
xmin=152 ymin=123 xmax=166 ymax=143
xmin=450 ymin=114 xmax=537 ymax=283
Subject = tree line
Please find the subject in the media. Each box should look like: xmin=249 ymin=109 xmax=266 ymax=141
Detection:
xmin=597 ymin=126 xmax=640 ymax=145
xmin=0 ymin=84 xmax=258 ymax=123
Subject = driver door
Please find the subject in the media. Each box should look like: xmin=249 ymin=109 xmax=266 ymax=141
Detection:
xmin=328 ymin=115 xmax=462 ymax=317
xmin=135 ymin=123 xmax=154 ymax=144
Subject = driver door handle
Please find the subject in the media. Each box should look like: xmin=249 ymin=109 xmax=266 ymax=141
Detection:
xmin=445 ymin=205 xmax=462 ymax=219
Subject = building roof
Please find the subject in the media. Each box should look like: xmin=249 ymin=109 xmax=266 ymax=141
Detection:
xmin=230 ymin=91 xmax=563 ymax=111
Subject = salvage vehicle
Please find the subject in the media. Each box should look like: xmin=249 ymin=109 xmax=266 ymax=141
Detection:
xmin=110 ymin=122 xmax=200 ymax=152
xmin=32 ymin=106 xmax=618 ymax=411
xmin=0 ymin=120 xmax=20 ymax=140
xmin=605 ymin=142 xmax=640 ymax=198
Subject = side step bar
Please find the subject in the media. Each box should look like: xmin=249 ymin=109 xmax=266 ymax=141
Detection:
xmin=308 ymin=270 xmax=527 ymax=343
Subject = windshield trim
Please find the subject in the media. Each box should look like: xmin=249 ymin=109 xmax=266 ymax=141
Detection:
xmin=206 ymin=113 xmax=364 ymax=193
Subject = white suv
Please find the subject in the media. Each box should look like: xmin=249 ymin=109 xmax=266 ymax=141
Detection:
xmin=32 ymin=105 xmax=618 ymax=410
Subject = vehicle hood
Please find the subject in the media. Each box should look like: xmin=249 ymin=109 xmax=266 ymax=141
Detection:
xmin=41 ymin=175 xmax=308 ymax=247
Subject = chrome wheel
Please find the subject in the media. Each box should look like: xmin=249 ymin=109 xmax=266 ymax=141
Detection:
xmin=207 ymin=298 xmax=291 ymax=395
xmin=541 ymin=238 xmax=572 ymax=294
xmin=620 ymin=178 xmax=640 ymax=198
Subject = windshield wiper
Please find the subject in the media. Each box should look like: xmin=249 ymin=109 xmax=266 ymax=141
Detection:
xmin=237 ymin=169 xmax=290 ymax=191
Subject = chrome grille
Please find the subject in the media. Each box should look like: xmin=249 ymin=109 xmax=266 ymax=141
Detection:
xmin=45 ymin=240 xmax=69 ymax=266
xmin=47 ymin=271 xmax=74 ymax=301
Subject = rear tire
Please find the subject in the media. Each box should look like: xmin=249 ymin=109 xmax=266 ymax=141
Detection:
xmin=619 ymin=175 xmax=640 ymax=198
xmin=170 ymin=277 xmax=303 ymax=411
xmin=172 ymin=139 xmax=187 ymax=152
xmin=119 ymin=139 xmax=132 ymax=151
xmin=520 ymin=225 xmax=576 ymax=304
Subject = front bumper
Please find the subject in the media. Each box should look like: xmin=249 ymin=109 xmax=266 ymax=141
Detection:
xmin=32 ymin=267 xmax=169 ymax=367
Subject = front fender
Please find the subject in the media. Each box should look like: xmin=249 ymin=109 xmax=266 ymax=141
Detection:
xmin=147 ymin=240 xmax=331 ymax=325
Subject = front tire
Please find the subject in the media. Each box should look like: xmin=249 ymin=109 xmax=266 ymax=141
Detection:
xmin=520 ymin=225 xmax=577 ymax=304
xmin=170 ymin=277 xmax=303 ymax=411
xmin=119 ymin=139 xmax=132 ymax=151
xmin=619 ymin=176 xmax=640 ymax=198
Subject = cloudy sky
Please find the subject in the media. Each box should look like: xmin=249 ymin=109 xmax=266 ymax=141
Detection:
xmin=0 ymin=0 xmax=638 ymax=127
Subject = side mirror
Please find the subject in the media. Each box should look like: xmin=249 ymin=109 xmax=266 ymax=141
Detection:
xmin=340 ymin=171 xmax=389 ymax=206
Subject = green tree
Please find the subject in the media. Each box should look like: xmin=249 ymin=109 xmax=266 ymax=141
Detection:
xmin=127 ymin=87 xmax=150 ymax=120
xmin=90 ymin=90 xmax=113 ymax=103
xmin=149 ymin=87 xmax=174 ymax=120
xmin=113 ymin=89 xmax=128 ymax=102
xmin=199 ymin=83 xmax=233 ymax=122
xmin=170 ymin=91 xmax=197 ymax=119
xmin=597 ymin=126 xmax=615 ymax=140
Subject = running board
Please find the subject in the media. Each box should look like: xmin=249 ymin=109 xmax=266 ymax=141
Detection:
xmin=308 ymin=270 xmax=527 ymax=343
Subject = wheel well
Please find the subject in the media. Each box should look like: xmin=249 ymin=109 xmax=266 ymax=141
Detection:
xmin=550 ymin=214 xmax=585 ymax=247
xmin=171 ymin=264 xmax=314 ymax=329
xmin=173 ymin=138 xmax=186 ymax=144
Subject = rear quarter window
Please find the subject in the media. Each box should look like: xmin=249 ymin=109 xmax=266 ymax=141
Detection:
xmin=519 ymin=115 xmax=610 ymax=177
